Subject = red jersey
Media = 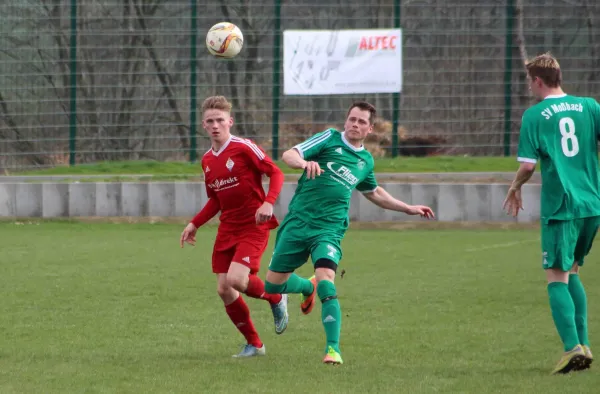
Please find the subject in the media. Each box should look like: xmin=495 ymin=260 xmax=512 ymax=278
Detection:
xmin=194 ymin=135 xmax=284 ymax=232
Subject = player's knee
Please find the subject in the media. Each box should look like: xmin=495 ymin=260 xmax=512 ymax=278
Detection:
xmin=226 ymin=273 xmax=248 ymax=292
xmin=317 ymin=279 xmax=337 ymax=304
xmin=217 ymin=282 xmax=233 ymax=299
xmin=570 ymin=262 xmax=580 ymax=274
xmin=266 ymin=270 xmax=291 ymax=286
xmin=546 ymin=267 xmax=570 ymax=284
xmin=265 ymin=281 xmax=286 ymax=294
xmin=265 ymin=270 xmax=279 ymax=283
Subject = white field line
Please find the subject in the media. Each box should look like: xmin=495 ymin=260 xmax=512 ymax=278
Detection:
xmin=465 ymin=238 xmax=539 ymax=253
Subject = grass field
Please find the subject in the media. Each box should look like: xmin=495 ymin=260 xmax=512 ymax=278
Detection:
xmin=1 ymin=221 xmax=599 ymax=393
xmin=9 ymin=156 xmax=522 ymax=178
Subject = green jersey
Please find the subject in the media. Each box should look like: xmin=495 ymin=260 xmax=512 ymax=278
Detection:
xmin=517 ymin=94 xmax=600 ymax=223
xmin=288 ymin=128 xmax=378 ymax=231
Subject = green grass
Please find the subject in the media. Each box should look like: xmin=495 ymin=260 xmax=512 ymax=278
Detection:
xmin=1 ymin=221 xmax=598 ymax=393
xmin=11 ymin=156 xmax=521 ymax=177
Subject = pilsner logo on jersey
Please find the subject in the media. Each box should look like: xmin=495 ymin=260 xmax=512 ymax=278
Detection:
xmin=207 ymin=176 xmax=239 ymax=191
xmin=326 ymin=162 xmax=358 ymax=186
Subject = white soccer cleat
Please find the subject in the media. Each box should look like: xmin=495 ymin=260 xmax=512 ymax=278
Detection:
xmin=232 ymin=344 xmax=266 ymax=358
xmin=271 ymin=294 xmax=289 ymax=335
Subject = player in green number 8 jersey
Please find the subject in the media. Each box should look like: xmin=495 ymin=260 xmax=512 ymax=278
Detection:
xmin=503 ymin=53 xmax=600 ymax=374
xmin=263 ymin=101 xmax=435 ymax=365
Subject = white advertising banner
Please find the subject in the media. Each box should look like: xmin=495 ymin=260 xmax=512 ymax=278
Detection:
xmin=283 ymin=29 xmax=402 ymax=95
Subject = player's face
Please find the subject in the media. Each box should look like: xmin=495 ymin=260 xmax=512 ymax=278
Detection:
xmin=344 ymin=107 xmax=373 ymax=142
xmin=203 ymin=109 xmax=233 ymax=142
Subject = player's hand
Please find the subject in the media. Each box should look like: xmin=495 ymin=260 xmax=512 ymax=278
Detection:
xmin=406 ymin=205 xmax=435 ymax=219
xmin=503 ymin=187 xmax=523 ymax=217
xmin=180 ymin=222 xmax=197 ymax=248
xmin=255 ymin=202 xmax=274 ymax=224
xmin=304 ymin=161 xmax=324 ymax=179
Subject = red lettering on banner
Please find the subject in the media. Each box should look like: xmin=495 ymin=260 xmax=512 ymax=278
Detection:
xmin=358 ymin=36 xmax=397 ymax=50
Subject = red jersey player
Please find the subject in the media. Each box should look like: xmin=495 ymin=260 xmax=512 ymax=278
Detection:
xmin=180 ymin=96 xmax=288 ymax=358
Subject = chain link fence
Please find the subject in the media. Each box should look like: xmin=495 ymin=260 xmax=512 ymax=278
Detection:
xmin=0 ymin=0 xmax=599 ymax=171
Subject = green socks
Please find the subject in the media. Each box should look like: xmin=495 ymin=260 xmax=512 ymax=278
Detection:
xmin=547 ymin=282 xmax=579 ymax=351
xmin=267 ymin=276 xmax=343 ymax=355
xmin=265 ymin=273 xmax=314 ymax=296
xmin=568 ymin=274 xmax=590 ymax=347
xmin=318 ymin=280 xmax=341 ymax=354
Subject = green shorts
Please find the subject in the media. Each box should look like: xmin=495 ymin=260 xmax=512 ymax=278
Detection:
xmin=541 ymin=216 xmax=600 ymax=271
xmin=268 ymin=215 xmax=344 ymax=273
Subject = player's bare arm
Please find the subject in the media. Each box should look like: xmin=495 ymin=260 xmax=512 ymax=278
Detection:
xmin=363 ymin=186 xmax=435 ymax=218
xmin=503 ymin=162 xmax=536 ymax=217
xmin=246 ymin=144 xmax=285 ymax=224
xmin=180 ymin=197 xmax=220 ymax=248
xmin=255 ymin=202 xmax=274 ymax=224
xmin=180 ymin=223 xmax=198 ymax=247
xmin=255 ymin=162 xmax=278 ymax=224
xmin=281 ymin=148 xmax=324 ymax=179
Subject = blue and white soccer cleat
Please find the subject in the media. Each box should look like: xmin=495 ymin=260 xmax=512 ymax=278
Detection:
xmin=271 ymin=294 xmax=289 ymax=335
xmin=232 ymin=344 xmax=266 ymax=358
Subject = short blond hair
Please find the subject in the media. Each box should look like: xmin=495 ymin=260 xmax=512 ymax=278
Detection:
xmin=202 ymin=95 xmax=232 ymax=113
xmin=526 ymin=52 xmax=562 ymax=88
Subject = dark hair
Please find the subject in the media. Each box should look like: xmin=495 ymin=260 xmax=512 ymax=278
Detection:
xmin=346 ymin=101 xmax=377 ymax=124
xmin=526 ymin=52 xmax=562 ymax=88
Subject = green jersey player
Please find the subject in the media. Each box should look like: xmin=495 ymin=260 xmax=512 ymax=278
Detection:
xmin=264 ymin=101 xmax=435 ymax=365
xmin=503 ymin=53 xmax=600 ymax=374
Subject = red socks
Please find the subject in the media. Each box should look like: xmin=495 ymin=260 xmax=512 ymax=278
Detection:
xmin=223 ymin=276 xmax=281 ymax=348
xmin=224 ymin=296 xmax=262 ymax=348
xmin=245 ymin=275 xmax=282 ymax=305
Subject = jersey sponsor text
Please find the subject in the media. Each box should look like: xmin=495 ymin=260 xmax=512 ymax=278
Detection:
xmin=326 ymin=162 xmax=359 ymax=186
xmin=207 ymin=176 xmax=239 ymax=192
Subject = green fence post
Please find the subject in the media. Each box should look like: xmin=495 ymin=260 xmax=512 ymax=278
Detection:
xmin=503 ymin=0 xmax=515 ymax=157
xmin=189 ymin=0 xmax=198 ymax=163
xmin=392 ymin=0 xmax=402 ymax=157
xmin=69 ymin=0 xmax=77 ymax=166
xmin=391 ymin=0 xmax=401 ymax=158
xmin=271 ymin=0 xmax=282 ymax=159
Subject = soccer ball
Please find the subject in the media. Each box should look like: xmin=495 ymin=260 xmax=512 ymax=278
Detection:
xmin=206 ymin=22 xmax=244 ymax=58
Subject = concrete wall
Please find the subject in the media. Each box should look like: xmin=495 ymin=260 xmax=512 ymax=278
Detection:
xmin=0 ymin=182 xmax=542 ymax=222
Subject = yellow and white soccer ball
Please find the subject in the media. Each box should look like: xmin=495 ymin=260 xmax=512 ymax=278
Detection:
xmin=206 ymin=22 xmax=244 ymax=58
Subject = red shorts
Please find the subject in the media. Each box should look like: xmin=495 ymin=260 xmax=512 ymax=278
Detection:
xmin=212 ymin=226 xmax=270 ymax=274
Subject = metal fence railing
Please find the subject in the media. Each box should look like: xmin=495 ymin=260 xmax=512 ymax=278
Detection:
xmin=1 ymin=1 xmax=599 ymax=171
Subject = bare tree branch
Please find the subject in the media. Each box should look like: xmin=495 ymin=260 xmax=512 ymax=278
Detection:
xmin=111 ymin=0 xmax=143 ymax=159
xmin=515 ymin=0 xmax=528 ymax=67
xmin=583 ymin=0 xmax=600 ymax=83
xmin=0 ymin=91 xmax=49 ymax=166
xmin=219 ymin=4 xmax=245 ymax=136
xmin=134 ymin=0 xmax=189 ymax=149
